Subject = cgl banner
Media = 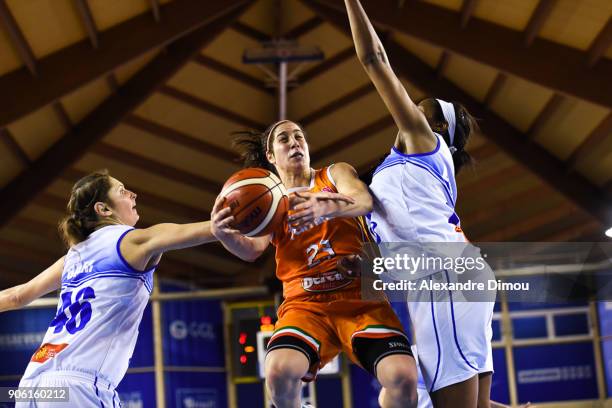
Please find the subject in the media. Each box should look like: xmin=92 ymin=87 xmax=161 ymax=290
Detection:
xmin=0 ymin=306 xmax=56 ymax=376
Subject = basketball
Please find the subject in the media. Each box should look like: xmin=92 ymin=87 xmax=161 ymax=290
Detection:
xmin=220 ymin=168 xmax=289 ymax=237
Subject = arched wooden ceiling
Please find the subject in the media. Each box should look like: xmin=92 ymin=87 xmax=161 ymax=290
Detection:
xmin=0 ymin=0 xmax=610 ymax=290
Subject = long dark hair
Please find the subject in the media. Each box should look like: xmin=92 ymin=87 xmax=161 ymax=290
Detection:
xmin=232 ymin=120 xmax=307 ymax=174
xmin=58 ymin=170 xmax=114 ymax=248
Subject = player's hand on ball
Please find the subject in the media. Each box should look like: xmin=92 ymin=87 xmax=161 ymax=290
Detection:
xmin=211 ymin=195 xmax=240 ymax=240
xmin=288 ymin=191 xmax=355 ymax=230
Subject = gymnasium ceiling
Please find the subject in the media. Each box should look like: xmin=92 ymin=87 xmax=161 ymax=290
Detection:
xmin=0 ymin=0 xmax=610 ymax=290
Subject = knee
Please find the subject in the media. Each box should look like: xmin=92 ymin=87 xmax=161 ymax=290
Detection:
xmin=265 ymin=357 xmax=305 ymax=394
xmin=378 ymin=364 xmax=418 ymax=407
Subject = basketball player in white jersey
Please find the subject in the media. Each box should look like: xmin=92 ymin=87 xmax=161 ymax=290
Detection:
xmin=345 ymin=1 xmax=495 ymax=407
xmin=0 ymin=170 xmax=217 ymax=407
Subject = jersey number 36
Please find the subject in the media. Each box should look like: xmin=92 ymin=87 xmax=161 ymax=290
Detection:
xmin=50 ymin=287 xmax=96 ymax=335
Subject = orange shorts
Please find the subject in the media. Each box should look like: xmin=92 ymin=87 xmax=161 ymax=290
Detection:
xmin=268 ymin=293 xmax=409 ymax=379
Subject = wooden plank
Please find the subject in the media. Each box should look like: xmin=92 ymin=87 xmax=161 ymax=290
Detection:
xmin=194 ymin=54 xmax=272 ymax=94
xmin=0 ymin=127 xmax=31 ymax=165
xmin=123 ymin=114 xmax=239 ymax=163
xmin=158 ymin=85 xmax=266 ymax=129
xmin=299 ymin=83 xmax=373 ymax=126
xmin=0 ymin=1 xmax=251 ymax=228
xmin=296 ymin=47 xmax=354 ymax=85
xmin=74 ymin=0 xmax=99 ymax=48
xmin=285 ymin=16 xmax=324 ymax=39
xmin=588 ymin=17 xmax=612 ymax=67
xmin=460 ymin=0 xmax=478 ymax=28
xmin=483 ymin=73 xmax=507 ymax=107
xmin=0 ymin=0 xmax=251 ymax=128
xmin=232 ymin=21 xmax=271 ymax=42
xmin=306 ymin=0 xmax=612 ymax=108
xmin=523 ymin=0 xmax=557 ymax=47
xmin=0 ymin=0 xmax=37 ymax=75
xmin=566 ymin=112 xmax=612 ymax=170
xmin=313 ymin=115 xmax=395 ymax=162
xmin=526 ymin=93 xmax=565 ymax=140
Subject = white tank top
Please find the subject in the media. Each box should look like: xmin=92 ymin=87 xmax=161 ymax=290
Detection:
xmin=368 ymin=135 xmax=467 ymax=279
xmin=21 ymin=225 xmax=155 ymax=388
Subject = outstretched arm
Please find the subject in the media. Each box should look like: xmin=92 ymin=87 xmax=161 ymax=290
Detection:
xmin=345 ymin=0 xmax=436 ymax=153
xmin=0 ymin=257 xmax=64 ymax=312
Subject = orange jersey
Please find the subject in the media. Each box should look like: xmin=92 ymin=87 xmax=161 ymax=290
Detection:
xmin=271 ymin=166 xmax=371 ymax=299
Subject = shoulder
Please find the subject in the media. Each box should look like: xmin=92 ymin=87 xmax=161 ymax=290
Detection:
xmin=329 ymin=162 xmax=358 ymax=178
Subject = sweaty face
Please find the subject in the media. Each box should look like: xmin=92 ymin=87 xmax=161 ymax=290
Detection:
xmin=106 ymin=177 xmax=139 ymax=226
xmin=267 ymin=121 xmax=310 ymax=173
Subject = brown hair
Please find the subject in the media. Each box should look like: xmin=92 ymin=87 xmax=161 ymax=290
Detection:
xmin=58 ymin=170 xmax=114 ymax=248
xmin=231 ymin=120 xmax=306 ymax=174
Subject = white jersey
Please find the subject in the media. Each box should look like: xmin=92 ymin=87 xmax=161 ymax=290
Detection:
xmin=21 ymin=225 xmax=155 ymax=389
xmin=369 ymin=134 xmax=465 ymax=244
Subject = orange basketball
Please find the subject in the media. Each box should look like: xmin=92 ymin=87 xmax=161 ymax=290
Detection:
xmin=220 ymin=168 xmax=289 ymax=237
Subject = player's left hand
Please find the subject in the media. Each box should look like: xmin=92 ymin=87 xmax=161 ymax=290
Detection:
xmin=288 ymin=191 xmax=355 ymax=230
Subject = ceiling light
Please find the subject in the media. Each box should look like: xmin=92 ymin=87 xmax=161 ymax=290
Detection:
xmin=606 ymin=227 xmax=612 ymax=238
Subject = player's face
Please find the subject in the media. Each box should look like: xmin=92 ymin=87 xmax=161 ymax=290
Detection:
xmin=267 ymin=121 xmax=310 ymax=173
xmin=106 ymin=177 xmax=139 ymax=226
xmin=418 ymin=98 xmax=447 ymax=134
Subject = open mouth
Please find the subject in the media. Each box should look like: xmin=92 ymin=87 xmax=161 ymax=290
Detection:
xmin=290 ymin=152 xmax=303 ymax=159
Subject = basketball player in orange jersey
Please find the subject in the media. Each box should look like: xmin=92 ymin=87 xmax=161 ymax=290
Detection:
xmin=211 ymin=119 xmax=418 ymax=408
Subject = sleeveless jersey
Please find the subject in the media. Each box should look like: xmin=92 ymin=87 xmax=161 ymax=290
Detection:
xmin=272 ymin=166 xmax=371 ymax=299
xmin=21 ymin=225 xmax=155 ymax=388
xmin=369 ymin=134 xmax=466 ymax=244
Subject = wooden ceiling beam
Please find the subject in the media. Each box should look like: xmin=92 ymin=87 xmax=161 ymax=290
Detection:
xmin=92 ymin=143 xmax=222 ymax=195
xmin=474 ymin=202 xmax=575 ymax=241
xmin=307 ymin=1 xmax=612 ymax=225
xmin=0 ymin=128 xmax=31 ymax=166
xmin=123 ymin=114 xmax=239 ymax=164
xmin=0 ymin=1 xmax=250 ymax=228
xmin=74 ymin=0 xmax=99 ymax=48
xmin=194 ymin=54 xmax=272 ymax=94
xmin=158 ymin=85 xmax=266 ymax=129
xmin=296 ymin=47 xmax=354 ymax=85
xmin=0 ymin=0 xmax=250 ymax=128
xmin=285 ymin=16 xmax=324 ymax=39
xmin=149 ymin=0 xmax=161 ymax=22
xmin=61 ymin=168 xmax=210 ymax=220
xmin=566 ymin=112 xmax=612 ymax=171
xmin=313 ymin=116 xmax=395 ymax=163
xmin=299 ymin=82 xmax=374 ymax=126
xmin=523 ymin=0 xmax=556 ymax=47
xmin=588 ymin=18 xmax=612 ymax=67
xmin=536 ymin=218 xmax=600 ymax=242
xmin=483 ymin=72 xmax=507 ymax=107
xmin=526 ymin=93 xmax=565 ymax=140
xmin=232 ymin=21 xmax=271 ymax=42
xmin=306 ymin=0 xmax=612 ymax=108
xmin=436 ymin=51 xmax=450 ymax=78
xmin=0 ymin=0 xmax=37 ymax=75
xmin=459 ymin=0 xmax=478 ymax=28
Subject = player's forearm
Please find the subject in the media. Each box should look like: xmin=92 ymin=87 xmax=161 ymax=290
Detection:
xmin=345 ymin=0 xmax=388 ymax=67
xmin=0 ymin=285 xmax=22 ymax=312
xmin=327 ymin=191 xmax=373 ymax=219
xmin=218 ymin=234 xmax=264 ymax=262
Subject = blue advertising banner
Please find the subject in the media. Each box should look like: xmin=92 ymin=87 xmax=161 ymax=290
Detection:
xmin=166 ymin=372 xmax=227 ymax=408
xmin=129 ymin=303 xmax=153 ymax=368
xmin=513 ymin=342 xmax=598 ymax=403
xmin=236 ymin=382 xmax=264 ymax=408
xmin=117 ymin=372 xmax=156 ymax=408
xmin=350 ymin=364 xmax=381 ymax=408
xmin=0 ymin=307 xmax=56 ymax=376
xmin=162 ymin=299 xmax=225 ymax=367
xmin=490 ymin=348 xmax=510 ymax=404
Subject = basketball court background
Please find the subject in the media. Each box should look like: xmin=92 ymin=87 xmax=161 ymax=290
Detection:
xmin=0 ymin=0 xmax=610 ymax=407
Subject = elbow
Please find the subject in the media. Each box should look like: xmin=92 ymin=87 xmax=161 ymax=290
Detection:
xmin=363 ymin=197 xmax=373 ymax=214
xmin=241 ymin=251 xmax=263 ymax=263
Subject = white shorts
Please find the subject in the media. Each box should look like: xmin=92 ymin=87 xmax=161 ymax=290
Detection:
xmin=408 ymin=270 xmax=494 ymax=393
xmin=16 ymin=371 xmax=120 ymax=408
